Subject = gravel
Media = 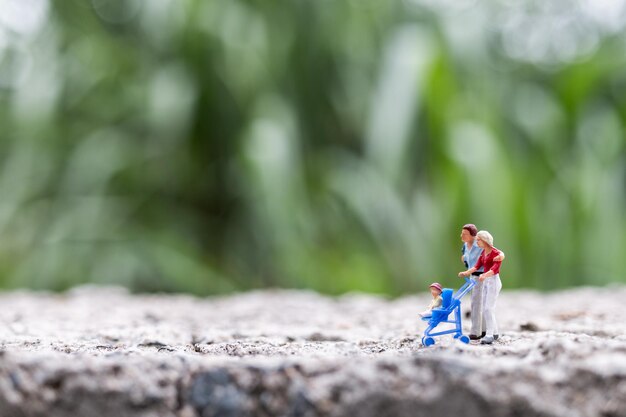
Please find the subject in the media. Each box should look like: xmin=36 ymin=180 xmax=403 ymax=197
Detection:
xmin=0 ymin=285 xmax=624 ymax=417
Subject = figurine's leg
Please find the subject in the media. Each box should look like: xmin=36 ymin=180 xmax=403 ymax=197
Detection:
xmin=484 ymin=278 xmax=493 ymax=336
xmin=483 ymin=275 xmax=502 ymax=338
xmin=482 ymin=311 xmax=487 ymax=336
xmin=470 ymin=280 xmax=484 ymax=335
xmin=493 ymin=276 xmax=502 ymax=335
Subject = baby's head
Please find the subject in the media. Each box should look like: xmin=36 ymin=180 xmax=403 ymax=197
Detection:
xmin=429 ymin=282 xmax=443 ymax=297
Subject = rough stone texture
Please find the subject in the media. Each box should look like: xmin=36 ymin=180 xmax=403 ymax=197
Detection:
xmin=0 ymin=285 xmax=625 ymax=417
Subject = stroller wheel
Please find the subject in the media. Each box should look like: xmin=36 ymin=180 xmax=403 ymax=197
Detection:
xmin=458 ymin=335 xmax=470 ymax=344
xmin=423 ymin=337 xmax=435 ymax=347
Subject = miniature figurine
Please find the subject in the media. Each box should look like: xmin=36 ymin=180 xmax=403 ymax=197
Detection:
xmin=418 ymin=283 xmax=443 ymax=318
xmin=458 ymin=230 xmax=503 ymax=345
xmin=460 ymin=224 xmax=505 ymax=340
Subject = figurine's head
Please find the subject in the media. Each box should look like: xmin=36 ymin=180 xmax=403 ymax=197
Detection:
xmin=461 ymin=224 xmax=478 ymax=243
xmin=476 ymin=230 xmax=494 ymax=248
xmin=429 ymin=282 xmax=443 ymax=297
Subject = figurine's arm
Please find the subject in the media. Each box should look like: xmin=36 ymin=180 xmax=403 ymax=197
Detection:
xmin=459 ymin=267 xmax=477 ymax=277
xmin=494 ymin=251 xmax=505 ymax=262
xmin=427 ymin=297 xmax=442 ymax=309
xmin=479 ymin=259 xmax=502 ymax=281
xmin=461 ymin=254 xmax=484 ymax=277
xmin=478 ymin=269 xmax=494 ymax=281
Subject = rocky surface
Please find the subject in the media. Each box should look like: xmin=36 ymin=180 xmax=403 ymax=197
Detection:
xmin=0 ymin=285 xmax=624 ymax=417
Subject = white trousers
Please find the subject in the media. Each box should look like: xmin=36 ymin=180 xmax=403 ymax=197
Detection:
xmin=482 ymin=274 xmax=502 ymax=337
xmin=470 ymin=279 xmax=486 ymax=335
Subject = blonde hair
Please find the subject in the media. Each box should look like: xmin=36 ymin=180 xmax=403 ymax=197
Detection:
xmin=476 ymin=230 xmax=494 ymax=247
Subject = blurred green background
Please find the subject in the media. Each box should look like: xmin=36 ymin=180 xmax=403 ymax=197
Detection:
xmin=0 ymin=0 xmax=625 ymax=295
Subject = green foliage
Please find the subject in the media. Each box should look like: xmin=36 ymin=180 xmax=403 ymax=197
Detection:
xmin=0 ymin=0 xmax=624 ymax=294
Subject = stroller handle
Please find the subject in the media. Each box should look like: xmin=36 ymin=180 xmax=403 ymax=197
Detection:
xmin=453 ymin=277 xmax=477 ymax=300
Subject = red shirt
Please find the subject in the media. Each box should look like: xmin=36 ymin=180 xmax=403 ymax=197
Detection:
xmin=474 ymin=247 xmax=502 ymax=275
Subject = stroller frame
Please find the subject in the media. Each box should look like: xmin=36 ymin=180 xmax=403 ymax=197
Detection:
xmin=421 ymin=277 xmax=477 ymax=346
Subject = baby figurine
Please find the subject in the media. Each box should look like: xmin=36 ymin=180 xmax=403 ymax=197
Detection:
xmin=419 ymin=283 xmax=443 ymax=318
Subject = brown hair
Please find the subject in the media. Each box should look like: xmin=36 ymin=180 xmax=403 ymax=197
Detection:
xmin=462 ymin=224 xmax=478 ymax=236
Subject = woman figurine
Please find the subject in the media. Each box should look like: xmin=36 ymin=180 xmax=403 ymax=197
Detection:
xmin=458 ymin=231 xmax=503 ymax=344
xmin=461 ymin=224 xmax=504 ymax=340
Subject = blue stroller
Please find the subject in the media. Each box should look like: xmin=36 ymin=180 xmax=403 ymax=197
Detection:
xmin=420 ymin=277 xmax=477 ymax=346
